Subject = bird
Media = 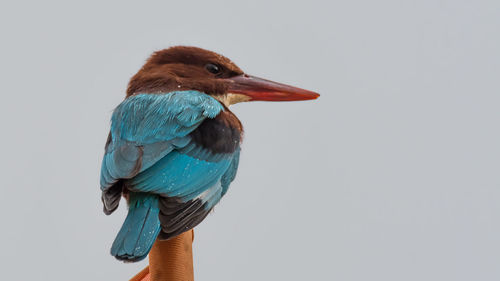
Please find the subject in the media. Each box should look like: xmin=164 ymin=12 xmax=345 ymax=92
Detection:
xmin=100 ymin=46 xmax=319 ymax=262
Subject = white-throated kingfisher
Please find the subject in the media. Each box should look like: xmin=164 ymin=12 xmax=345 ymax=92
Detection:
xmin=100 ymin=46 xmax=319 ymax=262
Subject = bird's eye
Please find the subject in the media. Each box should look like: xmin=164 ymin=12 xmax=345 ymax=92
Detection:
xmin=205 ymin=63 xmax=221 ymax=74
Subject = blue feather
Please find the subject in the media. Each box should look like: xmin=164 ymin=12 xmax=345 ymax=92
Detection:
xmin=100 ymin=90 xmax=242 ymax=261
xmin=100 ymin=91 xmax=223 ymax=191
xmin=129 ymin=151 xmax=232 ymax=199
xmin=110 ymin=192 xmax=161 ymax=262
xmin=221 ymin=148 xmax=241 ymax=196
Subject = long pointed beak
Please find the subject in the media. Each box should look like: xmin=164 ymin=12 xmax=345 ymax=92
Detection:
xmin=225 ymin=74 xmax=320 ymax=101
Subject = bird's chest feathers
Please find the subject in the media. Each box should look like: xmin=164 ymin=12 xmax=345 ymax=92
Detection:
xmin=189 ymin=109 xmax=243 ymax=154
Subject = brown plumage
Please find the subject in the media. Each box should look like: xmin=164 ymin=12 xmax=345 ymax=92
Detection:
xmin=127 ymin=46 xmax=243 ymax=97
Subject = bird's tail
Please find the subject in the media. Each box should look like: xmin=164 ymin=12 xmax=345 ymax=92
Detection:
xmin=111 ymin=192 xmax=161 ymax=262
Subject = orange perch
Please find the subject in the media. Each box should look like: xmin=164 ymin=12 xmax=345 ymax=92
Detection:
xmin=130 ymin=230 xmax=194 ymax=281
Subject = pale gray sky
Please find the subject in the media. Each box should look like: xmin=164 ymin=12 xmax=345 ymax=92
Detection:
xmin=1 ymin=0 xmax=499 ymax=280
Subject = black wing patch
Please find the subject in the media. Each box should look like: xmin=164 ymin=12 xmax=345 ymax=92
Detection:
xmin=101 ymin=180 xmax=123 ymax=215
xmin=157 ymin=196 xmax=212 ymax=240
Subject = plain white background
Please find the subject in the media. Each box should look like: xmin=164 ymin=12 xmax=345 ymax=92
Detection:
xmin=1 ymin=0 xmax=499 ymax=280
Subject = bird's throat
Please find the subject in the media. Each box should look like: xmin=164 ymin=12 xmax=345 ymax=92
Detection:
xmin=213 ymin=93 xmax=251 ymax=107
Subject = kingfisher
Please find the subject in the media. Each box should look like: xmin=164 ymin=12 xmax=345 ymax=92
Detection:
xmin=100 ymin=46 xmax=319 ymax=262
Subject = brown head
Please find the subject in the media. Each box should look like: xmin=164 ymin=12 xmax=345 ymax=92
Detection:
xmin=127 ymin=46 xmax=319 ymax=106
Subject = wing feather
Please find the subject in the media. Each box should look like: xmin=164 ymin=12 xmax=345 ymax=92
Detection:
xmin=100 ymin=91 xmax=223 ymax=213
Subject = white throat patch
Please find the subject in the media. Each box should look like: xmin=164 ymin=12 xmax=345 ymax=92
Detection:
xmin=214 ymin=93 xmax=251 ymax=107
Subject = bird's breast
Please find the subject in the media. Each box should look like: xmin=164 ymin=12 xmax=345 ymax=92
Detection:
xmin=189 ymin=109 xmax=243 ymax=155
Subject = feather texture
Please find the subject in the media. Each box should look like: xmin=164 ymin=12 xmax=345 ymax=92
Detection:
xmin=110 ymin=192 xmax=161 ymax=262
xmin=100 ymin=91 xmax=224 ymax=201
xmin=100 ymin=90 xmax=241 ymax=261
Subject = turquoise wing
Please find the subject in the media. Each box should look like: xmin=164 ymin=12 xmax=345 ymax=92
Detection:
xmin=99 ymin=91 xmax=223 ymax=213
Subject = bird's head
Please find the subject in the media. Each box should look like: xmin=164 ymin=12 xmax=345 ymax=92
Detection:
xmin=127 ymin=46 xmax=319 ymax=106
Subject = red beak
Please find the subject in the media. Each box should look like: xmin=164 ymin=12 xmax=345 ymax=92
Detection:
xmin=225 ymin=74 xmax=320 ymax=101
